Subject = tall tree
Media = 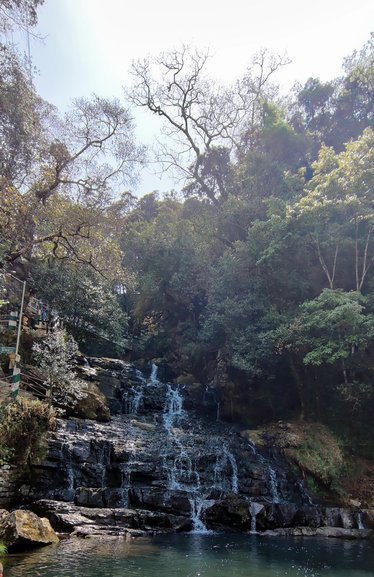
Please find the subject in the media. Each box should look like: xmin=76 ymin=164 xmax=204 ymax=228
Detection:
xmin=129 ymin=46 xmax=289 ymax=204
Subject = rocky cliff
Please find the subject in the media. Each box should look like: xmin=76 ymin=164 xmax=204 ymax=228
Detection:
xmin=8 ymin=361 xmax=374 ymax=536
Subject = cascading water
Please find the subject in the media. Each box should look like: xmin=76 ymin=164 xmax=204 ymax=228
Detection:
xmin=244 ymin=439 xmax=285 ymax=505
xmin=149 ymin=363 xmax=159 ymax=385
xmin=189 ymin=494 xmax=216 ymax=533
xmin=356 ymin=511 xmax=364 ymax=530
xmin=249 ymin=502 xmax=264 ymax=534
xmin=135 ymin=369 xmax=147 ymax=384
xmin=158 ymin=371 xmax=242 ymax=532
xmin=213 ymin=446 xmax=239 ymax=493
xmin=123 ymin=386 xmax=144 ymax=415
xmin=268 ymin=466 xmax=280 ymax=504
xmin=27 ymin=361 xmax=318 ymax=536
xmin=163 ymin=383 xmax=184 ymax=433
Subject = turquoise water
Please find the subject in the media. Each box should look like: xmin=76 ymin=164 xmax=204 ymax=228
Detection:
xmin=4 ymin=533 xmax=374 ymax=577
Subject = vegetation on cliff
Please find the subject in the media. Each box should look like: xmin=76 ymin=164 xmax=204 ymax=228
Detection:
xmin=1 ymin=2 xmax=374 ymax=477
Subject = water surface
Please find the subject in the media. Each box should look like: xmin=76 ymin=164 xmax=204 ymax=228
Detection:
xmin=4 ymin=533 xmax=374 ymax=577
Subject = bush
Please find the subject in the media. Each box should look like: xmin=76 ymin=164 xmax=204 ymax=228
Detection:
xmin=0 ymin=398 xmax=56 ymax=465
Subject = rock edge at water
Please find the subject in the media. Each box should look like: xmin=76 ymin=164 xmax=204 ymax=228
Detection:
xmin=0 ymin=509 xmax=59 ymax=550
xmin=29 ymin=499 xmax=192 ymax=537
xmin=262 ymin=526 xmax=372 ymax=539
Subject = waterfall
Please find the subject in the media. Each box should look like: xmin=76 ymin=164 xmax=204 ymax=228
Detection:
xmin=225 ymin=446 xmax=239 ymax=493
xmin=245 ymin=440 xmax=283 ymax=505
xmin=135 ymin=369 xmax=147 ymax=384
xmin=163 ymin=384 xmax=184 ymax=433
xmin=120 ymin=466 xmax=131 ymax=507
xmin=26 ymin=359 xmax=324 ymax=535
xmin=149 ymin=363 xmax=159 ymax=385
xmin=213 ymin=446 xmax=239 ymax=493
xmin=249 ymin=502 xmax=264 ymax=534
xmin=61 ymin=441 xmax=75 ymax=499
xmin=167 ymin=451 xmax=200 ymax=491
xmin=268 ymin=467 xmax=280 ymax=504
xmin=296 ymin=479 xmax=314 ymax=506
xmin=123 ymin=386 xmax=144 ymax=415
xmin=356 ymin=511 xmax=364 ymax=530
xmin=189 ymin=494 xmax=215 ymax=533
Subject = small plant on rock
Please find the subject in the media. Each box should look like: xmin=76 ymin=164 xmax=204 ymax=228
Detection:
xmin=0 ymin=398 xmax=55 ymax=465
xmin=32 ymin=329 xmax=86 ymax=405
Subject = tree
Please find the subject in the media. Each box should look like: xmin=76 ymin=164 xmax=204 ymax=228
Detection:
xmin=291 ymin=35 xmax=374 ymax=152
xmin=0 ymin=0 xmax=44 ymax=34
xmin=32 ymin=329 xmax=86 ymax=404
xmin=295 ymin=129 xmax=374 ymax=292
xmin=31 ymin=259 xmax=129 ymax=351
xmin=129 ymin=46 xmax=289 ymax=204
xmin=0 ymin=39 xmax=144 ymax=274
xmin=0 ymin=44 xmax=49 ymax=186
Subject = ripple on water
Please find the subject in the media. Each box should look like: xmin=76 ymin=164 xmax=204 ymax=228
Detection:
xmin=4 ymin=534 xmax=374 ymax=577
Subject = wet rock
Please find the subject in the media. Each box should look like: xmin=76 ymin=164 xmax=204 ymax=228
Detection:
xmin=130 ymin=420 xmax=156 ymax=432
xmin=206 ymin=495 xmax=250 ymax=529
xmin=75 ymin=487 xmax=106 ymax=508
xmin=324 ymin=507 xmax=357 ymax=529
xmin=362 ymin=509 xmax=374 ymax=529
xmin=29 ymin=499 xmax=188 ymax=535
xmin=264 ymin=526 xmax=371 ymax=539
xmin=19 ymin=364 xmax=320 ymax=535
xmin=263 ymin=526 xmax=318 ymax=537
xmin=316 ymin=527 xmax=371 ymax=539
xmin=0 ymin=510 xmax=59 ymax=550
xmin=54 ymin=382 xmax=110 ymax=422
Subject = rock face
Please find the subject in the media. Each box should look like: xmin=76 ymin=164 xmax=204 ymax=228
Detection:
xmin=0 ymin=510 xmax=59 ymax=550
xmin=54 ymin=380 xmax=110 ymax=422
xmin=16 ymin=362 xmax=374 ymax=537
xmin=30 ymin=499 xmax=191 ymax=536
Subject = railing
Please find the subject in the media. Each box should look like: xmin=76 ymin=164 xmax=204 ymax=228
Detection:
xmin=20 ymin=373 xmax=49 ymax=400
xmin=0 ymin=374 xmax=16 ymax=404
xmin=0 ymin=372 xmax=49 ymax=405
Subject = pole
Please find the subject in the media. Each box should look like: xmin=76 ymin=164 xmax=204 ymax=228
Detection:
xmin=15 ymin=280 xmax=26 ymax=358
xmin=6 ymin=276 xmax=26 ymax=399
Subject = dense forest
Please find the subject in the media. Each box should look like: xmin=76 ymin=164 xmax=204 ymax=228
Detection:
xmin=1 ymin=2 xmax=374 ymax=456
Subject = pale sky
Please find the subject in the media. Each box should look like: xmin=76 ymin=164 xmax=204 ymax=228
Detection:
xmin=22 ymin=0 xmax=374 ymax=195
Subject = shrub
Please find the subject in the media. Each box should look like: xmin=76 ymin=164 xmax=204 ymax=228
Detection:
xmin=0 ymin=398 xmax=56 ymax=465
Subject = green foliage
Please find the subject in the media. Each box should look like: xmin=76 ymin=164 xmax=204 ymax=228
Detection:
xmin=0 ymin=398 xmax=55 ymax=465
xmin=279 ymin=289 xmax=374 ymax=368
xmin=32 ymin=329 xmax=79 ymax=387
xmin=31 ymin=260 xmax=129 ymax=352
xmin=0 ymin=542 xmax=7 ymax=555
xmin=290 ymin=433 xmax=344 ymax=487
xmin=1 ymin=14 xmax=374 ymax=450
xmin=0 ymin=442 xmax=14 ymax=466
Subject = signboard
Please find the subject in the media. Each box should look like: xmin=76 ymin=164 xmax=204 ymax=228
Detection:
xmin=0 ymin=346 xmax=16 ymax=354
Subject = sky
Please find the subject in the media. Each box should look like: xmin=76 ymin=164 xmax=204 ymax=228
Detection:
xmin=21 ymin=0 xmax=374 ymax=195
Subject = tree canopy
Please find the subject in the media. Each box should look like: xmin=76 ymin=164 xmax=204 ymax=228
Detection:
xmin=1 ymin=4 xmax=373 ymax=447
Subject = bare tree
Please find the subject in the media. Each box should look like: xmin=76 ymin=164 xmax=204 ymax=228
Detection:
xmin=128 ymin=46 xmax=289 ymax=203
xmin=33 ymin=94 xmax=145 ymax=208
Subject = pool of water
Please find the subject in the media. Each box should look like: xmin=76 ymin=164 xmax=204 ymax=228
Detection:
xmin=3 ymin=533 xmax=374 ymax=577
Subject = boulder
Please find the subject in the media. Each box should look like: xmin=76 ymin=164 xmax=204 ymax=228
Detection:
xmin=206 ymin=494 xmax=250 ymax=529
xmin=362 ymin=509 xmax=374 ymax=529
xmin=0 ymin=510 xmax=59 ymax=550
xmin=53 ymin=382 xmax=110 ymax=422
xmin=72 ymin=383 xmax=110 ymax=422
